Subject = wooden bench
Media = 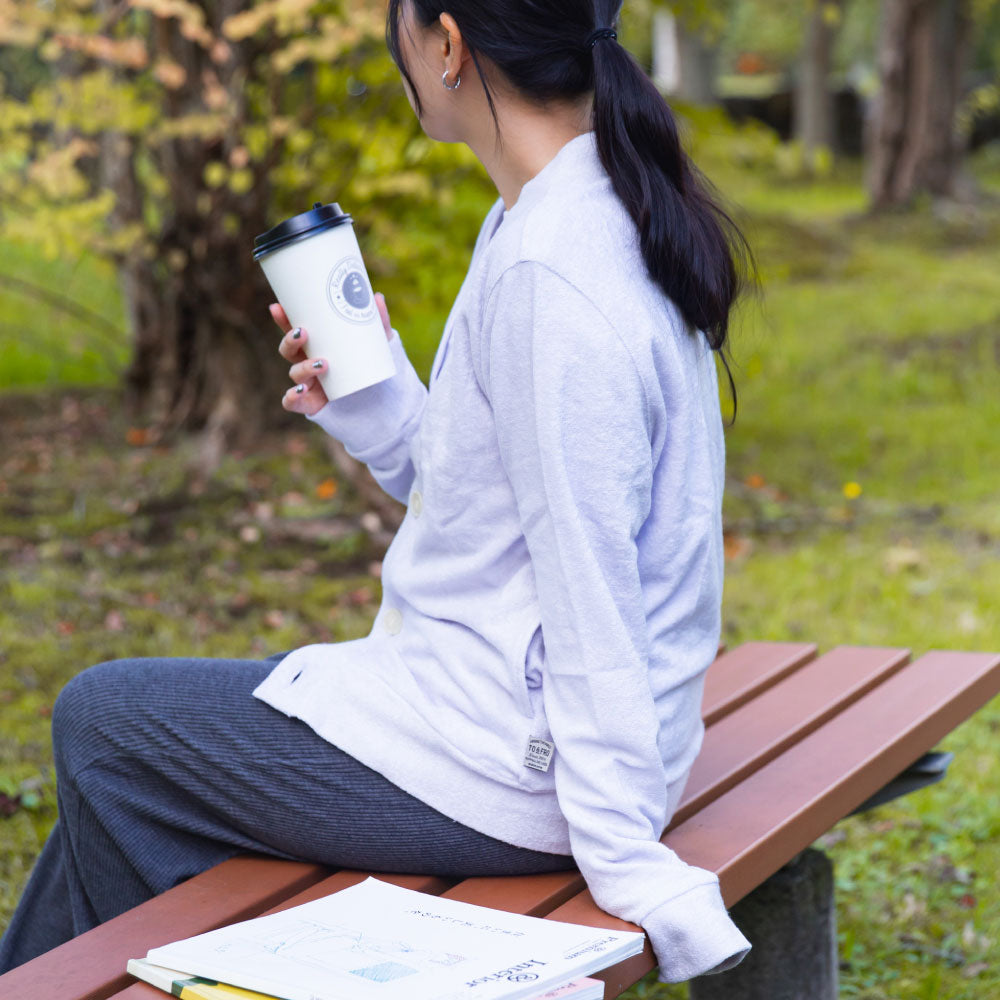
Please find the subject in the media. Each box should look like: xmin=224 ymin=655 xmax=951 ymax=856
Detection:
xmin=2 ymin=641 xmax=998 ymax=1000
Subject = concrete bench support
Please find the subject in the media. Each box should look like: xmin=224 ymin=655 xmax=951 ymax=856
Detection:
xmin=690 ymin=848 xmax=838 ymax=1000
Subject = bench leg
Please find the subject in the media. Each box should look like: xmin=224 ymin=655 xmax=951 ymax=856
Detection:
xmin=689 ymin=848 xmax=838 ymax=1000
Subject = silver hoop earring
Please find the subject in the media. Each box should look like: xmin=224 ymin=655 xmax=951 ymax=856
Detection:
xmin=442 ymin=70 xmax=461 ymax=91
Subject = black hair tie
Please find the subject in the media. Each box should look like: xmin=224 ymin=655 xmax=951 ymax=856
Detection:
xmin=585 ymin=27 xmax=618 ymax=49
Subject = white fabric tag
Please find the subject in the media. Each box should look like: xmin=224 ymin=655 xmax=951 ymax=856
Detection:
xmin=524 ymin=737 xmax=554 ymax=772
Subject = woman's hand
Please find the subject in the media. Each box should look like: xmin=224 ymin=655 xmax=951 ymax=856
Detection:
xmin=273 ymin=294 xmax=394 ymax=416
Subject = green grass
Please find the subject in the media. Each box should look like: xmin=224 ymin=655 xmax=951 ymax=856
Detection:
xmin=2 ymin=132 xmax=1000 ymax=997
xmin=0 ymin=236 xmax=128 ymax=389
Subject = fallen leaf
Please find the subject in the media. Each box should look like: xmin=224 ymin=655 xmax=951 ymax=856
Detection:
xmin=239 ymin=524 xmax=262 ymax=543
xmin=347 ymin=586 xmax=373 ymax=606
xmin=723 ymin=532 xmax=752 ymax=561
xmin=315 ymin=478 xmax=338 ymax=500
xmin=125 ymin=427 xmax=150 ymax=446
xmin=883 ymin=544 xmax=924 ymax=574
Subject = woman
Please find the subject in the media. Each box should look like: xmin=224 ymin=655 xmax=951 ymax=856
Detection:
xmin=0 ymin=0 xmax=755 ymax=984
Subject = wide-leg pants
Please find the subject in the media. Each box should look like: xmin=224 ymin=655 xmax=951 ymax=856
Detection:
xmin=0 ymin=653 xmax=575 ymax=972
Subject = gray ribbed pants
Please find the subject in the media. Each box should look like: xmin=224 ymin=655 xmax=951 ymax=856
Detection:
xmin=0 ymin=653 xmax=575 ymax=972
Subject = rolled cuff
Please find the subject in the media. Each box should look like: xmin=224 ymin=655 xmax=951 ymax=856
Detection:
xmin=645 ymin=879 xmax=752 ymax=984
xmin=306 ymin=331 xmax=427 ymax=461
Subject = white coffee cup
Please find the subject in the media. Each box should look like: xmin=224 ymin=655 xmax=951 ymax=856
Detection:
xmin=253 ymin=203 xmax=395 ymax=400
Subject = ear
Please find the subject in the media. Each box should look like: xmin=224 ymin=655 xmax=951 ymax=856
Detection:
xmin=438 ymin=12 xmax=467 ymax=76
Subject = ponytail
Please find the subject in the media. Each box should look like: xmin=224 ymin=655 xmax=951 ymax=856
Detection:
xmin=387 ymin=0 xmax=757 ymax=416
xmin=588 ymin=12 xmax=755 ymax=413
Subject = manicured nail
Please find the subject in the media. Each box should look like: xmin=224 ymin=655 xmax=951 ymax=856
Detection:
xmin=311 ymin=360 xmax=323 ymax=369
xmin=295 ymin=384 xmax=305 ymax=394
xmin=291 ymin=327 xmax=302 ymax=339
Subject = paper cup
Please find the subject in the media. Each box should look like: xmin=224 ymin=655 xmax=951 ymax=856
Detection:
xmin=253 ymin=202 xmax=395 ymax=400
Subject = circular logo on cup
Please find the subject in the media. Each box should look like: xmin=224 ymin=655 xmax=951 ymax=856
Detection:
xmin=327 ymin=256 xmax=376 ymax=324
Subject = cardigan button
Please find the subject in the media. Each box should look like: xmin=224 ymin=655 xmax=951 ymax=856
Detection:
xmin=410 ymin=489 xmax=424 ymax=517
xmin=383 ymin=608 xmax=403 ymax=635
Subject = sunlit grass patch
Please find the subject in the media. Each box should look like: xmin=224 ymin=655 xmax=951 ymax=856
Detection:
xmin=0 ymin=236 xmax=128 ymax=389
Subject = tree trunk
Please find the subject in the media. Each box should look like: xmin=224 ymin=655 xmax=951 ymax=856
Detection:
xmin=866 ymin=0 xmax=974 ymax=208
xmin=795 ymin=1 xmax=844 ymax=157
xmin=674 ymin=21 xmax=717 ymax=105
xmin=91 ymin=0 xmax=291 ymax=463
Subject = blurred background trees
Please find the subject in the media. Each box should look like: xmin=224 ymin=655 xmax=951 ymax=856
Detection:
xmin=0 ymin=0 xmax=493 ymax=455
xmin=1 ymin=0 xmax=999 ymax=451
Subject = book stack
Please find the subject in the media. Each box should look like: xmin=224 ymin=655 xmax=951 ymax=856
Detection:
xmin=128 ymin=876 xmax=644 ymax=1000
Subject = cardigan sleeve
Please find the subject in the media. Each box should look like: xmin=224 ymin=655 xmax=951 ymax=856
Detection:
xmin=482 ymin=260 xmax=750 ymax=983
xmin=306 ymin=330 xmax=427 ymax=505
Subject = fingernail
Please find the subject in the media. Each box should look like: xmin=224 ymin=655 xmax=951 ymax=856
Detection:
xmin=311 ymin=360 xmax=323 ymax=369
xmin=292 ymin=328 xmax=302 ymax=339
xmin=295 ymin=384 xmax=305 ymax=394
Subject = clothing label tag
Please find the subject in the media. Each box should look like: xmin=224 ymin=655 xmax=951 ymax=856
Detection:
xmin=524 ymin=737 xmax=554 ymax=772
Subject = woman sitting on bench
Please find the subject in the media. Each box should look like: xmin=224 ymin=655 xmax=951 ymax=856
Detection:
xmin=0 ymin=0 xmax=755 ymax=984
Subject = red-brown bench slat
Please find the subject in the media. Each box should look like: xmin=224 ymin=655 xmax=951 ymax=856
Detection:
xmin=544 ymin=649 xmax=1000 ymax=997
xmin=687 ymin=649 xmax=1000 ymax=905
xmin=0 ymin=858 xmax=329 ymax=1000
xmin=702 ymin=641 xmax=817 ymax=725
xmin=675 ymin=645 xmax=910 ymax=826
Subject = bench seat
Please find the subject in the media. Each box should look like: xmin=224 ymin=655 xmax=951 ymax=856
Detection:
xmin=3 ymin=642 xmax=998 ymax=1000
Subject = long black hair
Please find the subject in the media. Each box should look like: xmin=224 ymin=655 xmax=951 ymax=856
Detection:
xmin=386 ymin=0 xmax=756 ymax=415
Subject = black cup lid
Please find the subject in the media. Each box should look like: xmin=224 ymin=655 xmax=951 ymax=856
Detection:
xmin=252 ymin=202 xmax=353 ymax=261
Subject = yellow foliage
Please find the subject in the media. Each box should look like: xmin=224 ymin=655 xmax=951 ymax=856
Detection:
xmin=228 ymin=168 xmax=254 ymax=195
xmin=27 ymin=137 xmax=98 ymax=200
xmin=210 ymin=38 xmax=232 ymax=64
xmin=52 ymin=31 xmax=149 ymax=69
xmin=147 ymin=112 xmax=228 ymax=144
xmin=2 ymin=190 xmax=116 ymax=259
xmin=200 ymin=69 xmax=229 ymax=110
xmin=203 ymin=161 xmax=228 ymax=188
xmin=820 ymin=2 xmax=842 ymax=28
xmin=153 ymin=58 xmax=187 ymax=90
xmin=0 ymin=98 xmax=32 ymax=130
xmin=129 ymin=0 xmax=205 ymax=31
xmin=286 ymin=129 xmax=313 ymax=154
xmin=222 ymin=0 xmax=316 ymax=42
xmin=30 ymin=69 xmax=158 ymax=134
xmin=40 ymin=38 xmax=64 ymax=62
xmin=0 ymin=19 xmax=40 ymax=45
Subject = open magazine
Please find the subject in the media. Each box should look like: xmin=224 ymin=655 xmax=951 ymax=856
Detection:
xmin=128 ymin=958 xmax=606 ymax=1000
xmin=134 ymin=876 xmax=643 ymax=1000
